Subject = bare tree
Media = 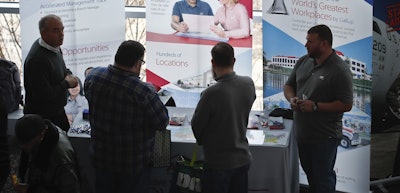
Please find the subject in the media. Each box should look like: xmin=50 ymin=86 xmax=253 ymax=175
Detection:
xmin=125 ymin=0 xmax=147 ymax=79
xmin=0 ymin=13 xmax=21 ymax=71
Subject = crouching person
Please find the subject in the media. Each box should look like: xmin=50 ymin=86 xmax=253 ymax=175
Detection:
xmin=14 ymin=114 xmax=81 ymax=193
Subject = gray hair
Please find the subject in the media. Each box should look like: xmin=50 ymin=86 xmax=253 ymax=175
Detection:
xmin=39 ymin=14 xmax=62 ymax=32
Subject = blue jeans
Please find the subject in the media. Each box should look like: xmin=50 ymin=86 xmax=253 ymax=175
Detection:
xmin=298 ymin=138 xmax=340 ymax=193
xmin=95 ymin=168 xmax=151 ymax=193
xmin=201 ymin=163 xmax=250 ymax=193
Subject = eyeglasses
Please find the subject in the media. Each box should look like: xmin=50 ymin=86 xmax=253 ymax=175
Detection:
xmin=140 ymin=59 xmax=146 ymax=65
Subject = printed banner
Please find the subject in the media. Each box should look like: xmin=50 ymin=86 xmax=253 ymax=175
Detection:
xmin=262 ymin=0 xmax=372 ymax=192
xmin=146 ymin=0 xmax=253 ymax=108
xmin=20 ymin=0 xmax=125 ymax=81
xmin=372 ymin=1 xmax=400 ymax=132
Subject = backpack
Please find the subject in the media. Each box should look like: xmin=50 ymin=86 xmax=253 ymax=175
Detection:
xmin=0 ymin=58 xmax=22 ymax=113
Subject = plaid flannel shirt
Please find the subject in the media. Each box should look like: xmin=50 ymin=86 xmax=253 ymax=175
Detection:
xmin=84 ymin=65 xmax=169 ymax=174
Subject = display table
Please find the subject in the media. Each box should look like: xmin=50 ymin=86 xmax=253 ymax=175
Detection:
xmin=67 ymin=107 xmax=299 ymax=193
xmin=166 ymin=107 xmax=299 ymax=193
xmin=7 ymin=107 xmax=299 ymax=193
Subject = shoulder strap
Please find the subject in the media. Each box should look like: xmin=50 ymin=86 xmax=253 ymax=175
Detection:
xmin=189 ymin=143 xmax=199 ymax=167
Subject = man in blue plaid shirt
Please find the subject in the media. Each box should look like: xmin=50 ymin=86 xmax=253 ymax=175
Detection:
xmin=84 ymin=40 xmax=169 ymax=193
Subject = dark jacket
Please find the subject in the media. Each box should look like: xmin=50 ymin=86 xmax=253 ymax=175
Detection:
xmin=0 ymin=89 xmax=10 ymax=189
xmin=23 ymin=39 xmax=70 ymax=117
xmin=27 ymin=121 xmax=80 ymax=193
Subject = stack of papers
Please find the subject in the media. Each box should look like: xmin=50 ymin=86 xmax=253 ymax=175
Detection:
xmin=175 ymin=14 xmax=229 ymax=42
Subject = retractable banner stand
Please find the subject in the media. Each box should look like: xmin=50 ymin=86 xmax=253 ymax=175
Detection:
xmin=262 ymin=0 xmax=372 ymax=192
xmin=370 ymin=0 xmax=400 ymax=183
xmin=146 ymin=0 xmax=253 ymax=108
xmin=20 ymin=0 xmax=125 ymax=81
xmin=372 ymin=1 xmax=400 ymax=133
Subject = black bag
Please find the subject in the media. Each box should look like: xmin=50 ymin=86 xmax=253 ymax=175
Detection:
xmin=0 ymin=58 xmax=22 ymax=113
xmin=170 ymin=144 xmax=203 ymax=193
xmin=269 ymin=108 xmax=293 ymax=119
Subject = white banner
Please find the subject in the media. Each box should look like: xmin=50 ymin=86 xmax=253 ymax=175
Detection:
xmin=146 ymin=0 xmax=253 ymax=108
xmin=20 ymin=0 xmax=125 ymax=81
xmin=262 ymin=0 xmax=372 ymax=192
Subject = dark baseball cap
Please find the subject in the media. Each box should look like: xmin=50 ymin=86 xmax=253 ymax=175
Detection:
xmin=15 ymin=114 xmax=46 ymax=144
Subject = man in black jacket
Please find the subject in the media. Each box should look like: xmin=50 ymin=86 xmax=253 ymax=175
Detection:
xmin=14 ymin=114 xmax=81 ymax=193
xmin=0 ymin=89 xmax=10 ymax=191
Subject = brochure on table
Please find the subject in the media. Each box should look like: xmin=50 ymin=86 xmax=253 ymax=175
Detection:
xmin=167 ymin=109 xmax=291 ymax=146
xmin=68 ymin=107 xmax=291 ymax=147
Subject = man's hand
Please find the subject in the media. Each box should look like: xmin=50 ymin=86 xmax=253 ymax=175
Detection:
xmin=176 ymin=22 xmax=189 ymax=32
xmin=289 ymin=97 xmax=300 ymax=111
xmin=297 ymin=99 xmax=314 ymax=112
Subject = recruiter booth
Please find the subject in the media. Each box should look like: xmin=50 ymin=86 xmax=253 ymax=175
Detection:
xmin=166 ymin=107 xmax=298 ymax=193
xmin=12 ymin=0 xmax=377 ymax=192
xmin=7 ymin=107 xmax=299 ymax=193
xmin=66 ymin=106 xmax=299 ymax=193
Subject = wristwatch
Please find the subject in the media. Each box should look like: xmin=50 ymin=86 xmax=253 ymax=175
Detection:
xmin=312 ymin=102 xmax=319 ymax=112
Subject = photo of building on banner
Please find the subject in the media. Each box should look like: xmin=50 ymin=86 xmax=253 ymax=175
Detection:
xmin=262 ymin=0 xmax=372 ymax=192
xmin=146 ymin=0 xmax=253 ymax=108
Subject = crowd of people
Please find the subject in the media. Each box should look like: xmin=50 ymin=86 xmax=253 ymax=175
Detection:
xmin=0 ymin=10 xmax=350 ymax=193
